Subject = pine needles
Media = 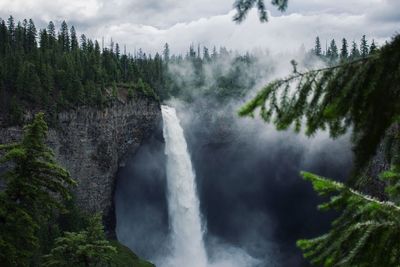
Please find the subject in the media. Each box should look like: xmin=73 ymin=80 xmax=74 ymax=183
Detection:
xmin=239 ymin=35 xmax=400 ymax=173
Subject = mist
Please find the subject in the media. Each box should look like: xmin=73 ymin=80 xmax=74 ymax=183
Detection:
xmin=115 ymin=49 xmax=353 ymax=267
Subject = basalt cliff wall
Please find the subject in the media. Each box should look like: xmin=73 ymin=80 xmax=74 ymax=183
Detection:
xmin=0 ymin=95 xmax=161 ymax=233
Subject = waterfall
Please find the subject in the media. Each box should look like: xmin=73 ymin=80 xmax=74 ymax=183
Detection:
xmin=161 ymin=105 xmax=208 ymax=267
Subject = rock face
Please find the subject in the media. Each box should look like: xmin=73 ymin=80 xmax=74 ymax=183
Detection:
xmin=359 ymin=124 xmax=400 ymax=200
xmin=0 ymin=96 xmax=161 ymax=233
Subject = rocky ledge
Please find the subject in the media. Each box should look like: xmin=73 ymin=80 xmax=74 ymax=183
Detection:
xmin=0 ymin=95 xmax=161 ymax=234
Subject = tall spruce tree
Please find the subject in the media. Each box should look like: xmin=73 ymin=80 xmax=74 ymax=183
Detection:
xmin=70 ymin=26 xmax=78 ymax=51
xmin=350 ymin=41 xmax=360 ymax=59
xmin=0 ymin=113 xmax=76 ymax=266
xmin=328 ymin=39 xmax=339 ymax=62
xmin=340 ymin=38 xmax=349 ymax=60
xmin=163 ymin=43 xmax=170 ymax=63
xmin=314 ymin=36 xmax=322 ymax=56
xmin=370 ymin=39 xmax=377 ymax=54
xmin=59 ymin=21 xmax=70 ymax=52
xmin=360 ymin=35 xmax=369 ymax=58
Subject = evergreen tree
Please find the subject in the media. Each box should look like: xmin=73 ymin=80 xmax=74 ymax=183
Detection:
xmin=0 ymin=113 xmax=76 ymax=266
xmin=212 ymin=46 xmax=218 ymax=59
xmin=360 ymin=34 xmax=369 ymax=58
xmin=39 ymin=29 xmax=49 ymax=50
xmin=42 ymin=214 xmax=116 ymax=267
xmin=115 ymin=43 xmax=120 ymax=59
xmin=80 ymin=34 xmax=87 ymax=51
xmin=26 ymin=19 xmax=37 ymax=52
xmin=59 ymin=21 xmax=70 ymax=52
xmin=298 ymin=166 xmax=400 ymax=266
xmin=7 ymin=16 xmax=15 ymax=44
xmin=203 ymin=46 xmax=211 ymax=62
xmin=314 ymin=36 xmax=322 ymax=57
xmin=350 ymin=41 xmax=360 ymax=59
xmin=328 ymin=39 xmax=338 ymax=62
xmin=47 ymin=21 xmax=56 ymax=47
xmin=340 ymin=38 xmax=348 ymax=60
xmin=239 ymin=34 xmax=400 ymax=176
xmin=233 ymin=0 xmax=288 ymax=22
xmin=234 ymin=1 xmax=400 ymax=266
xmin=370 ymin=39 xmax=377 ymax=54
xmin=70 ymin=26 xmax=78 ymax=51
xmin=163 ymin=43 xmax=170 ymax=62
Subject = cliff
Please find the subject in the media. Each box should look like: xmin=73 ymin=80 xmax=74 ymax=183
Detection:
xmin=0 ymin=95 xmax=161 ymax=233
xmin=357 ymin=124 xmax=400 ymax=200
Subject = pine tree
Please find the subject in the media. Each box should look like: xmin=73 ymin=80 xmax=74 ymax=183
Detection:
xmin=360 ymin=35 xmax=369 ymax=58
xmin=0 ymin=113 xmax=76 ymax=266
xmin=298 ymin=166 xmax=400 ymax=266
xmin=234 ymin=1 xmax=400 ymax=266
xmin=70 ymin=26 xmax=78 ymax=51
xmin=328 ymin=39 xmax=338 ymax=62
xmin=59 ymin=21 xmax=70 ymax=52
xmin=42 ymin=214 xmax=116 ymax=267
xmin=239 ymin=34 xmax=400 ymax=173
xmin=7 ymin=16 xmax=15 ymax=45
xmin=203 ymin=46 xmax=211 ymax=62
xmin=47 ymin=21 xmax=56 ymax=49
xmin=340 ymin=38 xmax=348 ymax=60
xmin=350 ymin=41 xmax=360 ymax=59
xmin=212 ymin=46 xmax=218 ymax=59
xmin=233 ymin=0 xmax=288 ymax=22
xmin=39 ymin=29 xmax=48 ymax=51
xmin=163 ymin=43 xmax=170 ymax=62
xmin=314 ymin=36 xmax=322 ymax=57
xmin=370 ymin=40 xmax=377 ymax=54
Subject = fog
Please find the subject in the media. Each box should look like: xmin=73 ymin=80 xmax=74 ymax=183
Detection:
xmin=115 ymin=49 xmax=353 ymax=267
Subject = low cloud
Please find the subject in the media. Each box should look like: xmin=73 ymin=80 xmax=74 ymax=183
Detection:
xmin=0 ymin=0 xmax=398 ymax=55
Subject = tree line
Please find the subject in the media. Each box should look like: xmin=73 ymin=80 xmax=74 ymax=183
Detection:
xmin=312 ymin=35 xmax=377 ymax=63
xmin=0 ymin=15 xmax=272 ymax=125
xmin=0 ymin=16 xmax=161 ymax=125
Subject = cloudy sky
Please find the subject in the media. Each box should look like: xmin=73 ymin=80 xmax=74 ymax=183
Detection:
xmin=0 ymin=0 xmax=399 ymax=54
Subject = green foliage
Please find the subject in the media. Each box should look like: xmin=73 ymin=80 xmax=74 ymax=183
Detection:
xmin=109 ymin=241 xmax=155 ymax=267
xmin=315 ymin=36 xmax=322 ymax=57
xmin=163 ymin=50 xmax=264 ymax=102
xmin=297 ymin=170 xmax=400 ymax=266
xmin=0 ymin=17 xmax=161 ymax=124
xmin=43 ymin=214 xmax=116 ymax=267
xmin=233 ymin=0 xmax=288 ymax=22
xmin=9 ymin=95 xmax=23 ymax=125
xmin=0 ymin=113 xmax=76 ymax=266
xmin=135 ymin=78 xmax=158 ymax=100
xmin=312 ymin=36 xmax=371 ymax=63
xmin=0 ymin=193 xmax=39 ymax=267
xmin=239 ymin=35 xmax=400 ymax=172
xmin=127 ymin=85 xmax=134 ymax=101
xmin=112 ymin=82 xmax=118 ymax=99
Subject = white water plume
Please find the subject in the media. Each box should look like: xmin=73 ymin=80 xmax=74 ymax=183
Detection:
xmin=161 ymin=105 xmax=208 ymax=267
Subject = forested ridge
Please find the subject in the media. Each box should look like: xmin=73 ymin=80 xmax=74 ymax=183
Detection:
xmin=0 ymin=16 xmax=163 ymax=125
xmin=0 ymin=16 xmax=273 ymax=126
xmin=0 ymin=15 xmax=376 ymax=125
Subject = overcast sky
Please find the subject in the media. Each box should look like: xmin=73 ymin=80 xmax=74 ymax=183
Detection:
xmin=0 ymin=0 xmax=399 ymax=54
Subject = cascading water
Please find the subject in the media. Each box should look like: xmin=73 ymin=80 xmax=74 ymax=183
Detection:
xmin=161 ymin=105 xmax=208 ymax=267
